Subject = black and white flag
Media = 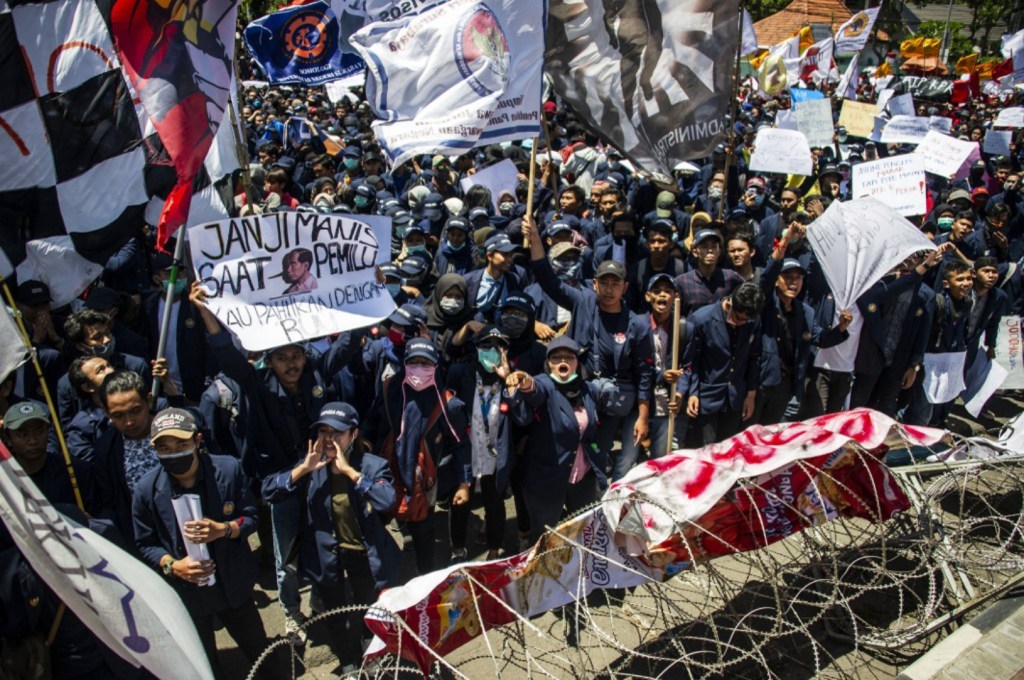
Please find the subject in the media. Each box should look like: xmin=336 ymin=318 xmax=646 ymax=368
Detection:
xmin=545 ymin=0 xmax=739 ymax=176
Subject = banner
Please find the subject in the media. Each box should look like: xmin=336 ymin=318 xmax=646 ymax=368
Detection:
xmin=0 ymin=445 xmax=215 ymax=680
xmin=928 ymin=115 xmax=952 ymax=134
xmin=189 ymin=213 xmax=395 ymax=351
xmin=963 ymin=341 xmax=1009 ymax=418
xmin=805 ymin=197 xmax=936 ymax=309
xmin=880 ymin=115 xmax=931 ymax=144
xmin=363 ymin=409 xmax=943 ymax=674
xmin=914 ymin=131 xmax=978 ymax=178
xmin=544 ymin=0 xmax=740 ymax=176
xmin=892 ymin=75 xmax=953 ymax=102
xmin=993 ymin=316 xmax=1024 ymax=390
xmin=984 ymin=129 xmax=1013 ymax=156
xmin=459 ymin=159 xmax=519 ymax=210
xmin=790 ymin=88 xmax=825 ymax=103
xmin=838 ymin=100 xmax=880 ymax=138
xmin=923 ymin=351 xmax=967 ymax=404
xmin=749 ymin=128 xmax=813 ymax=176
xmin=837 ymin=52 xmax=860 ymax=99
xmin=244 ymin=0 xmax=365 ymax=85
xmin=365 ymin=0 xmax=445 ymax=21
xmin=834 ymin=7 xmax=879 ymax=54
xmin=351 ymin=0 xmax=544 ymax=168
xmin=794 ymin=98 xmax=835 ymax=148
xmin=994 ymin=107 xmax=1024 ymax=127
xmin=851 ymin=155 xmax=927 ymax=217
xmin=886 ymin=93 xmax=915 ymax=116
xmin=0 ymin=308 xmax=29 ymax=384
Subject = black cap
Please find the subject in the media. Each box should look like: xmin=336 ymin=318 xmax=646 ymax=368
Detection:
xmin=445 ymin=217 xmax=470 ymax=232
xmin=83 ymin=287 xmax=122 ymax=312
xmin=312 ymin=402 xmax=359 ymax=433
xmin=14 ymin=280 xmax=50 ymax=306
xmin=486 ymin=233 xmax=518 ymax=254
xmin=475 ymin=325 xmax=510 ymax=347
xmin=779 ymin=258 xmax=807 ymax=274
xmin=405 ymin=338 xmax=439 ymax=364
xmin=386 ymin=303 xmax=427 ymax=328
xmin=595 ymin=260 xmax=627 ymax=280
xmin=692 ymin=229 xmax=722 ymax=246
xmin=646 ymin=272 xmax=676 ymax=291
xmin=468 ymin=207 xmax=490 ymax=223
xmin=546 ymin=335 xmax=581 ymax=357
xmin=398 ymin=254 xmax=432 ymax=278
xmin=149 ymin=408 xmax=198 ymax=444
xmin=500 ymin=292 xmax=534 ymax=314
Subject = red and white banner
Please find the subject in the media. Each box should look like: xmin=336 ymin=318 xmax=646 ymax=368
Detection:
xmin=0 ymin=444 xmax=215 ymax=680
xmin=363 ymin=409 xmax=946 ymax=673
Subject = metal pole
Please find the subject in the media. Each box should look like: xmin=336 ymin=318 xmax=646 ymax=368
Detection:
xmin=524 ymin=141 xmax=538 ymax=247
xmin=939 ymin=0 xmax=954 ymax=64
xmin=719 ymin=0 xmax=747 ymax=222
xmin=151 ymin=233 xmax=187 ymax=406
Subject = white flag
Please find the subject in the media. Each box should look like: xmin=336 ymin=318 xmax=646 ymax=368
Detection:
xmin=1001 ymin=28 xmax=1024 ymax=60
xmin=351 ymin=0 xmax=544 ymax=167
xmin=0 ymin=308 xmax=29 ymax=384
xmin=834 ymin=7 xmax=879 ymax=54
xmin=741 ymin=9 xmax=758 ymax=55
xmin=0 ymin=445 xmax=215 ymax=680
xmin=837 ymin=52 xmax=861 ymax=99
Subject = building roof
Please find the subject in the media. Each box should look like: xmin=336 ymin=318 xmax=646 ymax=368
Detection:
xmin=753 ymin=0 xmax=852 ymax=47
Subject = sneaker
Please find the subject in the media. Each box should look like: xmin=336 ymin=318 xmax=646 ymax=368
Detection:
xmin=449 ymin=548 xmax=468 ymax=565
xmin=283 ymin=611 xmax=307 ymax=647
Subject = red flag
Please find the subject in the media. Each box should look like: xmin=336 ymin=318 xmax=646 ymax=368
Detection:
xmin=110 ymin=1 xmax=239 ymax=251
xmin=951 ymin=79 xmax=970 ymax=104
xmin=993 ymin=57 xmax=1013 ymax=81
xmin=969 ymin=70 xmax=980 ymax=97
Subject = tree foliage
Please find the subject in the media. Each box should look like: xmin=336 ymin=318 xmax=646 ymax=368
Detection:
xmin=915 ymin=20 xmax=976 ymax=61
xmin=747 ymin=0 xmax=792 ymax=23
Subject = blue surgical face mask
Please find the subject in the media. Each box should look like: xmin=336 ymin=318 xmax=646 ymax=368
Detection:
xmin=748 ymin=193 xmax=764 ymax=208
xmin=385 ymin=283 xmax=402 ymax=298
xmin=354 ymin=196 xmax=370 ymax=208
xmin=162 ymin=279 xmax=187 ymax=295
xmin=937 ymin=217 xmax=954 ymax=231
xmin=344 ymin=158 xmax=360 ymax=170
xmin=446 ymin=239 xmax=467 ymax=252
xmin=477 ymin=347 xmax=501 ymax=373
xmin=406 ymin=244 xmax=427 ymax=256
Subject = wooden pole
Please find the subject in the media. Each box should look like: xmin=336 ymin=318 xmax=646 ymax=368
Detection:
xmin=665 ymin=297 xmax=682 ymax=456
xmin=1 ymin=281 xmax=83 ymax=512
xmin=524 ymin=141 xmax=538 ymax=247
xmin=718 ymin=0 xmax=748 ymax=222
xmin=541 ymin=115 xmax=562 ymax=216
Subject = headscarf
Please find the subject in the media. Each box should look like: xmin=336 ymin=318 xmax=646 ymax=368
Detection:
xmin=424 ymin=273 xmax=473 ymax=331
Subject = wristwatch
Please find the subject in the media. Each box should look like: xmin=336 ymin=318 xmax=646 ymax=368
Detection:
xmin=161 ymin=557 xmax=175 ymax=577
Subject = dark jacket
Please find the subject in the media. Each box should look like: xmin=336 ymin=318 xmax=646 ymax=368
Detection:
xmin=57 ymin=351 xmax=150 ymax=430
xmin=142 ymin=295 xmax=216 ymax=402
xmin=445 ymin=364 xmax=516 ymax=493
xmin=680 ymin=301 xmax=762 ymax=414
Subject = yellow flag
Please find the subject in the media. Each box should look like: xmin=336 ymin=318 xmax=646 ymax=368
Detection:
xmin=900 ymin=37 xmax=923 ymax=58
xmin=977 ymin=60 xmax=996 ymax=81
xmin=921 ymin=38 xmax=940 ymax=59
xmin=875 ymin=60 xmax=893 ymax=77
xmin=749 ymin=48 xmax=769 ymax=71
xmin=795 ymin=25 xmax=814 ymax=55
xmin=955 ymin=53 xmax=978 ymax=75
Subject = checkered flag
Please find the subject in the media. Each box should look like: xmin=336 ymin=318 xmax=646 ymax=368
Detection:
xmin=0 ymin=0 xmax=174 ymax=304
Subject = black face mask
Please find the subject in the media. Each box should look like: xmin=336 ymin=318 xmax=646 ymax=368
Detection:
xmin=159 ymin=450 xmax=196 ymax=476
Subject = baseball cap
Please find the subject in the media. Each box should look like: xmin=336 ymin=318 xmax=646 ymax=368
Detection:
xmin=692 ymin=229 xmax=722 ymax=246
xmin=399 ymin=254 xmax=432 ymax=279
xmin=595 ymin=260 xmax=627 ymax=280
xmin=445 ymin=217 xmax=470 ymax=233
xmin=746 ymin=176 xmax=767 ymax=190
xmin=547 ymin=220 xmax=576 ymax=237
xmin=648 ymin=218 xmax=675 ymax=235
xmin=468 ymin=207 xmax=490 ymax=223
xmin=14 ymin=280 xmax=50 ymax=306
xmin=431 ymin=155 xmax=450 ymax=168
xmin=379 ymin=263 xmax=401 ymax=281
xmin=646 ymin=272 xmax=676 ymax=292
xmin=500 ymin=293 xmax=534 ymax=314
xmin=149 ymin=408 xmax=198 ymax=444
xmin=486 ymin=233 xmax=518 ymax=254
xmin=342 ymin=145 xmax=361 ymax=158
xmin=972 ymin=186 xmax=990 ymax=197
xmin=549 ymin=242 xmax=582 ymax=259
xmin=403 ymin=223 xmax=427 ymax=237
xmin=779 ymin=258 xmax=807 ymax=274
xmin=546 ymin=335 xmax=581 ymax=357
xmin=948 ymin=189 xmax=971 ymax=203
xmin=655 ymin=191 xmax=676 ymax=217
xmin=4 ymin=401 xmax=49 ymax=430
xmin=475 ymin=325 xmax=510 ymax=347
xmin=405 ymin=338 xmax=439 ymax=364
xmin=312 ymin=402 xmax=359 ymax=433
xmin=386 ymin=303 xmax=427 ymax=328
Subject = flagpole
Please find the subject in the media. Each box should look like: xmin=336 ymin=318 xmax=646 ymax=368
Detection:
xmin=665 ymin=298 xmax=682 ymax=457
xmin=524 ymin=141 xmax=538 ymax=247
xmin=0 ymin=281 xmax=83 ymax=512
xmin=151 ymin=234 xmax=187 ymax=407
xmin=719 ymin=0 xmax=747 ymax=222
xmin=541 ymin=113 xmax=562 ymax=217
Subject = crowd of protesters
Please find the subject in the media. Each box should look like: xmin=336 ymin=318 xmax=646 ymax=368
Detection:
xmin=1 ymin=61 xmax=1022 ymax=679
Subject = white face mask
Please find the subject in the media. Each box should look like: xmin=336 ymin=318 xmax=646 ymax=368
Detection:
xmin=439 ymin=297 xmax=464 ymax=315
xmin=708 ymin=186 xmax=723 ymax=200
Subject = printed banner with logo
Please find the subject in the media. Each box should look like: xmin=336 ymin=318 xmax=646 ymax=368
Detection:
xmin=834 ymin=7 xmax=879 ymax=54
xmin=189 ymin=213 xmax=395 ymax=351
xmin=350 ymin=0 xmax=545 ymax=168
xmin=0 ymin=444 xmax=215 ymax=680
xmin=993 ymin=315 xmax=1024 ymax=390
xmin=362 ymin=409 xmax=945 ymax=674
xmin=544 ymin=0 xmax=739 ymax=177
xmin=244 ymin=0 xmax=365 ymax=85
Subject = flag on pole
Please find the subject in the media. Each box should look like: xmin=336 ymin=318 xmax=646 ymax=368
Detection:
xmin=834 ymin=7 xmax=879 ymax=54
xmin=0 ymin=308 xmax=29 ymax=385
xmin=956 ymin=53 xmax=978 ymax=75
xmin=900 ymin=37 xmax=940 ymax=60
xmin=837 ymin=52 xmax=861 ymax=99
xmin=1001 ymin=28 xmax=1024 ymax=59
xmin=795 ymin=25 xmax=815 ymax=55
xmin=545 ymin=0 xmax=740 ymax=176
xmin=110 ymin=0 xmax=239 ymax=252
xmin=741 ymin=9 xmax=758 ymax=55
xmin=351 ymin=0 xmax=545 ymax=168
xmin=0 ymin=443 xmax=215 ymax=680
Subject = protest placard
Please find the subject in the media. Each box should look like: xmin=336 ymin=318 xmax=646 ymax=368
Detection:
xmin=886 ymin=93 xmax=914 ymax=117
xmin=851 ymin=154 xmax=927 ymax=216
xmin=805 ymin=197 xmax=935 ymax=309
xmin=459 ymin=159 xmax=520 ymax=210
xmin=914 ymin=131 xmax=978 ymax=178
xmin=923 ymin=351 xmax=967 ymax=404
xmin=189 ymin=212 xmax=395 ymax=352
xmin=876 ymin=88 xmax=895 ymax=111
xmin=774 ymin=109 xmax=798 ymax=130
xmin=880 ymin=115 xmax=930 ymax=144
xmin=794 ymin=98 xmax=834 ymax=148
xmin=790 ymin=88 xmax=825 ymax=103
xmin=838 ymin=100 xmax=880 ymax=138
xmin=749 ymin=128 xmax=813 ymax=176
xmin=963 ymin=339 xmax=1010 ymax=417
xmin=993 ymin=316 xmax=1024 ymax=389
xmin=994 ymin=107 xmax=1024 ymax=127
xmin=984 ymin=129 xmax=1013 ymax=156
xmin=928 ymin=116 xmax=952 ymax=134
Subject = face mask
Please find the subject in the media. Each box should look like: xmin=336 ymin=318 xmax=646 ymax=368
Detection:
xmin=1006 ymin=182 xmax=1015 ymax=192
xmin=404 ymin=364 xmax=436 ymax=391
xmin=84 ymin=338 xmax=116 ymax=359
xmin=162 ymin=279 xmax=187 ymax=295
xmin=406 ymin=244 xmax=427 ymax=256
xmin=551 ymin=371 xmax=578 ymax=385
xmin=840 ymin=171 xmax=850 ymax=182
xmin=159 ymin=449 xmax=196 ymax=476
xmin=499 ymin=201 xmax=514 ymax=215
xmin=439 ymin=297 xmax=464 ymax=315
xmin=385 ymin=283 xmax=402 ymax=298
xmin=499 ymin=314 xmax=530 ymax=339
xmin=344 ymin=158 xmax=360 ymax=170
xmin=388 ymin=327 xmax=407 ymax=345
xmin=354 ymin=196 xmax=370 ymax=208
xmin=748 ymin=194 xmax=764 ymax=208
xmin=937 ymin=217 xmax=954 ymax=231
xmin=446 ymin=239 xmax=467 ymax=252
xmin=477 ymin=347 xmax=501 ymax=373
xmin=708 ymin=186 xmax=723 ymax=200
xmin=838 ymin=134 xmax=848 ymax=143
xmin=551 ymin=259 xmax=581 ymax=280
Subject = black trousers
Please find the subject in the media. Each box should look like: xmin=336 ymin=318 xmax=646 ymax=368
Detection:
xmin=850 ymin=365 xmax=904 ymax=417
xmin=688 ymin=407 xmax=744 ymax=447
xmin=190 ymin=598 xmax=271 ymax=680
xmin=313 ymin=550 xmax=378 ymax=667
xmin=800 ymin=368 xmax=852 ymax=418
xmin=449 ymin=474 xmax=506 ymax=551
xmin=406 ymin=506 xmax=436 ymax=575
xmin=754 ymin=373 xmax=794 ymax=425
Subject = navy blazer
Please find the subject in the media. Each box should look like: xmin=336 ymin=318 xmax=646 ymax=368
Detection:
xmin=445 ymin=364 xmax=515 ymax=494
xmin=856 ymin=271 xmax=931 ymax=375
xmin=57 ymin=351 xmax=151 ymax=430
xmin=262 ymin=449 xmax=400 ymax=590
xmin=508 ymin=374 xmax=607 ymax=500
xmin=680 ymin=301 xmax=762 ymax=414
xmin=464 ymin=264 xmax=527 ymax=322
xmin=143 ymin=294 xmax=216 ymax=402
xmin=131 ymin=454 xmax=259 ymax=617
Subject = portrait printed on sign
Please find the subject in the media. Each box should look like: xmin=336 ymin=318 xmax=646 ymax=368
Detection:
xmin=276 ymin=247 xmax=319 ymax=296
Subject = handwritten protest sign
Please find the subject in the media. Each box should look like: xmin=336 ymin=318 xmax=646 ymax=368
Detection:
xmin=984 ymin=129 xmax=1013 ymax=156
xmin=993 ymin=316 xmax=1024 ymax=389
xmin=189 ymin=213 xmax=395 ymax=351
xmin=851 ymin=154 xmax=927 ymax=216
xmin=994 ymin=107 xmax=1024 ymax=127
xmin=459 ymin=159 xmax=519 ymax=210
xmin=928 ymin=116 xmax=952 ymax=134
xmin=749 ymin=128 xmax=813 ymax=176
xmin=806 ymin=197 xmax=935 ymax=309
xmin=775 ymin=109 xmax=798 ymax=130
xmin=886 ymin=93 xmax=914 ymax=117
xmin=914 ymin=131 xmax=978 ymax=178
xmin=794 ymin=98 xmax=834 ymax=148
xmin=838 ymin=100 xmax=880 ymax=138
xmin=880 ymin=115 xmax=930 ymax=144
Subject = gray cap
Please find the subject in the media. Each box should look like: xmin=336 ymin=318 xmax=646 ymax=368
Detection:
xmin=4 ymin=401 xmax=49 ymax=430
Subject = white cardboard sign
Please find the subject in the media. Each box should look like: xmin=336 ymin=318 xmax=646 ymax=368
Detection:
xmin=851 ymin=154 xmax=927 ymax=217
xmin=749 ymin=128 xmax=813 ymax=176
